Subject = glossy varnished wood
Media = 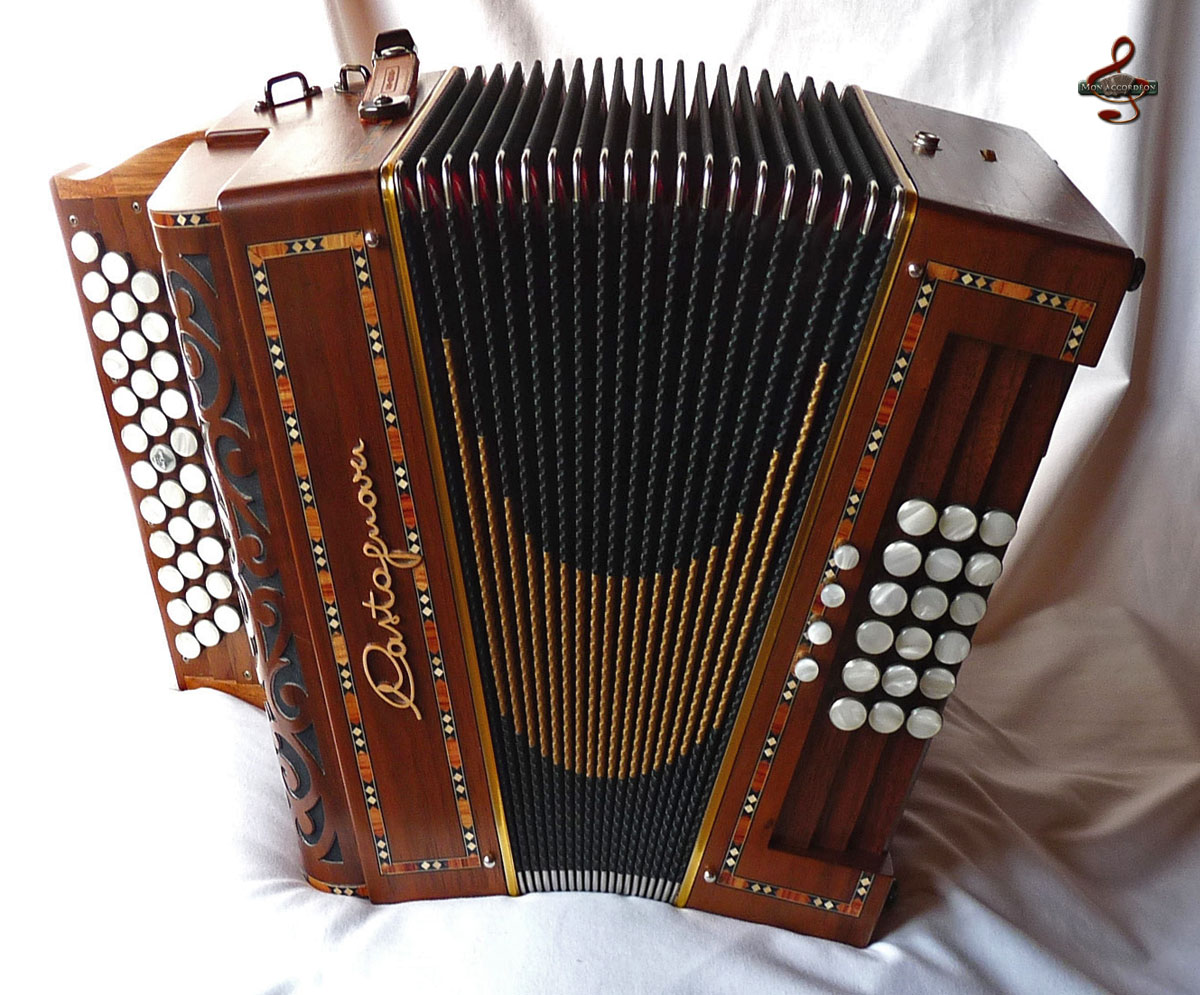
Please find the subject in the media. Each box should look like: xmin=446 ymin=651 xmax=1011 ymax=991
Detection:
xmin=683 ymin=91 xmax=1133 ymax=944
xmin=51 ymin=137 xmax=261 ymax=706
xmin=151 ymin=156 xmax=367 ymax=888
xmin=208 ymin=81 xmax=509 ymax=903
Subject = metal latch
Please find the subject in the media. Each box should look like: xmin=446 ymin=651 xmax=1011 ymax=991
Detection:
xmin=359 ymin=29 xmax=419 ymax=123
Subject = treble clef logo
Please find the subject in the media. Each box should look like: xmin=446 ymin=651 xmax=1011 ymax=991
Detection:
xmin=1078 ymin=36 xmax=1158 ymax=125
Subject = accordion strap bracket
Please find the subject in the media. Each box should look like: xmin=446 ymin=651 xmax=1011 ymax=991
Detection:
xmin=254 ymin=71 xmax=322 ymax=113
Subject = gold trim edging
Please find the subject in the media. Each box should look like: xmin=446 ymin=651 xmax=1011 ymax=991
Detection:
xmin=674 ymin=84 xmax=919 ymax=908
xmin=379 ymin=70 xmax=519 ymax=898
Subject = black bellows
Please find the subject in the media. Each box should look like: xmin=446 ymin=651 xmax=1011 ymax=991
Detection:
xmin=391 ymin=58 xmax=898 ymax=897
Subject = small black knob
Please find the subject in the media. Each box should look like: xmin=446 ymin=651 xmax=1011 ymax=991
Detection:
xmin=1127 ymin=256 xmax=1146 ymax=292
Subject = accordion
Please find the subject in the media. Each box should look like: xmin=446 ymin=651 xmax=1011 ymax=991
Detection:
xmin=52 ymin=38 xmax=1139 ymax=945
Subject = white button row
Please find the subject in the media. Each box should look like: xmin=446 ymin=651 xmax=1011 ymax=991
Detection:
xmin=899 ymin=501 xmax=1017 ymax=546
xmin=828 ymin=697 xmax=944 ymax=738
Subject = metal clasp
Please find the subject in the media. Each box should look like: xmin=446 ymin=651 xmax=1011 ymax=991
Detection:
xmin=359 ymin=29 xmax=419 ymax=122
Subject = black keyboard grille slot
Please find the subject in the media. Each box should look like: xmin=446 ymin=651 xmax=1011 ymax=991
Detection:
xmin=392 ymin=58 xmax=898 ymax=897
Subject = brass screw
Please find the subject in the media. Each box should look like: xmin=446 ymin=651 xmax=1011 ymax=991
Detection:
xmin=242 ymin=670 xmax=252 ymax=680
xmin=482 ymin=854 xmax=496 ymax=868
xmin=907 ymin=262 xmax=923 ymax=278
xmin=703 ymin=869 xmax=716 ymax=883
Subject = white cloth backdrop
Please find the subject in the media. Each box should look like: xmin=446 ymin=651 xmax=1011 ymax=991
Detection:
xmin=1 ymin=1 xmax=1196 ymax=991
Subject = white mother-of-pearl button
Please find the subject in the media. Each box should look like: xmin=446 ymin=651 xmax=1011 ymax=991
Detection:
xmin=832 ymin=544 xmax=860 ymax=570
xmin=131 ymin=369 xmax=159 ymax=400
xmin=131 ymin=271 xmax=161 ymax=303
xmin=949 ymin=592 xmax=988 ymax=627
xmin=938 ymin=504 xmax=977 ymax=542
xmin=829 ymin=697 xmax=867 ymax=731
xmin=71 ymin=231 xmax=100 ymax=263
xmin=180 ymin=464 xmax=208 ymax=494
xmin=907 ymin=707 xmax=943 ymax=739
xmin=160 ymin=388 xmax=189 ymax=419
xmin=896 ymin=498 xmax=937 ymax=536
xmin=101 ymin=349 xmax=129 ymax=381
xmin=111 ymin=386 xmax=138 ymax=417
xmin=194 ymin=619 xmax=221 ymax=648
xmin=140 ymin=407 xmax=168 ymax=437
xmin=159 ymin=480 xmax=187 ymax=509
xmin=205 ymin=572 xmax=234 ymax=600
xmin=111 ymin=290 xmax=139 ymax=323
xmin=185 ymin=586 xmax=213 ymax=614
xmin=868 ymin=581 xmax=907 ymax=617
xmin=214 ymin=605 xmax=242 ymax=634
xmin=964 ymin=552 xmax=1003 ymax=587
xmin=820 ymin=583 xmax=846 ymax=608
xmin=129 ymin=460 xmax=157 ymax=490
xmin=100 ymin=251 xmax=130 ymax=284
xmin=139 ymin=495 xmax=166 ymax=523
xmin=920 ymin=667 xmax=957 ymax=700
xmin=856 ymin=619 xmax=894 ymax=654
xmin=910 ymin=586 xmax=948 ymax=621
xmin=881 ymin=664 xmax=918 ymax=697
xmin=197 ymin=536 xmax=225 ymax=565
xmin=882 ymin=540 xmax=922 ymax=577
xmin=92 ymin=310 xmax=119 ymax=342
xmin=175 ymin=631 xmax=202 ymax=660
xmin=979 ymin=510 xmax=1017 ymax=547
xmin=188 ymin=499 xmax=216 ymax=530
xmin=157 ymin=564 xmax=184 ymax=593
xmin=120 ymin=330 xmax=148 ymax=362
xmin=148 ymin=531 xmax=175 ymax=559
xmin=166 ymin=598 xmax=193 ymax=626
xmin=150 ymin=351 xmax=179 ymax=381
xmin=842 ymin=658 xmax=880 ymax=693
xmin=869 ymin=701 xmax=906 ymax=734
xmin=142 ymin=311 xmax=170 ymax=342
xmin=167 ymin=516 xmax=195 ymax=545
xmin=81 ymin=271 xmax=109 ymax=303
xmin=171 ymin=427 xmax=199 ymax=457
xmin=934 ymin=631 xmax=972 ymax=665
xmin=792 ymin=657 xmax=819 ymax=682
xmin=807 ymin=620 xmax=833 ymax=646
xmin=121 ymin=423 xmax=149 ymax=453
xmin=149 ymin=444 xmax=177 ymax=473
xmin=895 ymin=626 xmax=933 ymax=660
xmin=177 ymin=551 xmax=204 ymax=580
xmin=924 ymin=547 xmax=962 ymax=583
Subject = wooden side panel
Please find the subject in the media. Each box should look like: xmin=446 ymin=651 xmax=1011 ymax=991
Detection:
xmin=685 ymin=182 xmax=1133 ymax=943
xmin=154 ymin=196 xmax=366 ymax=891
xmin=213 ymin=89 xmax=508 ymax=902
xmin=50 ymin=138 xmax=259 ymax=704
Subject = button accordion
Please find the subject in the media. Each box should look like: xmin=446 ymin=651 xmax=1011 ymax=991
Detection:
xmin=52 ymin=42 xmax=1138 ymax=945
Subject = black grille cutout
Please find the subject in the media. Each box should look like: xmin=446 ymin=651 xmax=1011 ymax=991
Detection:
xmin=390 ymin=59 xmax=900 ymax=898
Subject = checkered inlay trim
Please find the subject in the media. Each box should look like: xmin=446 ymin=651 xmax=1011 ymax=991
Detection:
xmin=715 ymin=260 xmax=1096 ymax=915
xmin=925 ymin=261 xmax=1097 ymax=362
xmin=247 ymin=230 xmax=480 ymax=875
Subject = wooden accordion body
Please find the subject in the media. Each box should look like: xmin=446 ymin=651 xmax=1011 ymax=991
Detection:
xmin=52 ymin=56 xmax=1136 ymax=945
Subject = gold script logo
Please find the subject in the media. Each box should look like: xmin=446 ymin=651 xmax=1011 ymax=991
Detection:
xmin=350 ymin=439 xmax=424 ymax=719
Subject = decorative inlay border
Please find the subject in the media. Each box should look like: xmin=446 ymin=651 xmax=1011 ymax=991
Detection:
xmin=247 ymin=230 xmax=481 ymax=875
xmin=924 ymin=261 xmax=1097 ymax=362
xmin=306 ymin=876 xmax=369 ymax=897
xmin=151 ymin=210 xmax=220 ymax=228
xmin=716 ymin=261 xmax=1098 ymax=915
